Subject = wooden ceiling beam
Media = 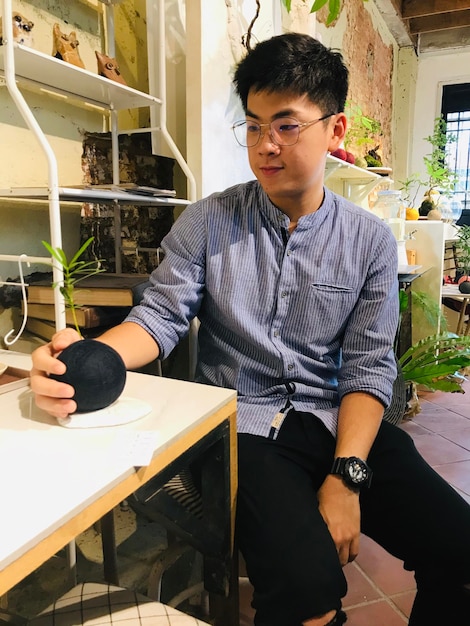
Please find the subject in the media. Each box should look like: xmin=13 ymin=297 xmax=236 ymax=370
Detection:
xmin=408 ymin=8 xmax=470 ymax=33
xmin=402 ymin=0 xmax=470 ymax=19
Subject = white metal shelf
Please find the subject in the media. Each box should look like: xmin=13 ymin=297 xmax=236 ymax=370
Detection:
xmin=325 ymin=154 xmax=385 ymax=208
xmin=0 ymin=44 xmax=161 ymax=111
xmin=325 ymin=154 xmax=382 ymax=182
xmin=0 ymin=187 xmax=191 ymax=207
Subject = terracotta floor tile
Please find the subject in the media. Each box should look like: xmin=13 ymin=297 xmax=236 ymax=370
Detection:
xmin=412 ymin=410 xmax=470 ymax=433
xmin=448 ymin=405 xmax=470 ymax=419
xmin=354 ymin=535 xmax=416 ymax=596
xmin=344 ymin=600 xmax=407 ymax=625
xmin=390 ymin=590 xmax=416 ymax=617
xmin=454 ymin=487 xmax=470 ymax=504
xmin=440 ymin=426 xmax=470 ymax=451
xmin=434 ymin=459 xmax=470 ymax=494
xmin=410 ymin=433 xmax=470 ymax=465
xmin=399 ymin=420 xmax=433 ymax=436
xmin=343 ymin=561 xmax=380 ymax=606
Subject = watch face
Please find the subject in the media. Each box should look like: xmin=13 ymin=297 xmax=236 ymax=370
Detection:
xmin=346 ymin=458 xmax=369 ymax=484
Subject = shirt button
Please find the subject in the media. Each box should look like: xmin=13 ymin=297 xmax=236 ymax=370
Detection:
xmin=281 ymin=291 xmax=288 ymax=298
xmin=287 ymin=364 xmax=294 ymax=371
xmin=286 ymin=249 xmax=291 ymax=256
xmin=274 ymin=330 xmax=279 ymax=337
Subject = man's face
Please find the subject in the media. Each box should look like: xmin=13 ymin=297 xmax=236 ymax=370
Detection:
xmin=245 ymin=89 xmax=345 ymax=216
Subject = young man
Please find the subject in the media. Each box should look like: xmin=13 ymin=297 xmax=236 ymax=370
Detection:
xmin=31 ymin=34 xmax=470 ymax=626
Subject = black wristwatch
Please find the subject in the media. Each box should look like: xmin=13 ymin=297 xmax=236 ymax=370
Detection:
xmin=330 ymin=456 xmax=372 ymax=492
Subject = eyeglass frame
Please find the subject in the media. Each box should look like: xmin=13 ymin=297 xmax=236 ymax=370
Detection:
xmin=231 ymin=112 xmax=336 ymax=148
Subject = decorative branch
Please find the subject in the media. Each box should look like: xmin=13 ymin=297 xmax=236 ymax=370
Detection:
xmin=242 ymin=0 xmax=261 ymax=52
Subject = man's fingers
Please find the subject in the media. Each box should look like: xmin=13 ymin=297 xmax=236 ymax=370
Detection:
xmin=30 ymin=372 xmax=74 ymax=398
xmin=34 ymin=394 xmax=76 ymax=420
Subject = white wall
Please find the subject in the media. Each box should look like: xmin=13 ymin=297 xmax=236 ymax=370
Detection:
xmin=185 ymin=0 xmax=282 ymax=199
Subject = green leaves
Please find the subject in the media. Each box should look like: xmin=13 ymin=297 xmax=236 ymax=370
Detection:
xmin=456 ymin=225 xmax=470 ymax=275
xmin=399 ymin=333 xmax=470 ymax=393
xmin=42 ymin=237 xmax=105 ymax=336
xmin=282 ymin=0 xmax=367 ymax=26
xmin=310 ymin=0 xmax=329 ymax=13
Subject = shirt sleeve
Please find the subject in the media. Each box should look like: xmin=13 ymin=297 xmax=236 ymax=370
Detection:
xmin=337 ymin=225 xmax=399 ymax=408
xmin=124 ymin=201 xmax=207 ymax=359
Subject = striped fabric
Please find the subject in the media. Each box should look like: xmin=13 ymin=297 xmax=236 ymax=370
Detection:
xmin=139 ymin=469 xmax=203 ymax=519
xmin=28 ymin=582 xmax=210 ymax=625
xmin=127 ymin=182 xmax=399 ymax=438
xmin=161 ymin=471 xmax=203 ymax=518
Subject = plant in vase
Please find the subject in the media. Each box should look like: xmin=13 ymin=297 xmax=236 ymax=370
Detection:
xmin=343 ymin=102 xmax=383 ymax=168
xmin=42 ymin=237 xmax=127 ymax=413
xmin=399 ymin=116 xmax=457 ymax=219
xmin=384 ymin=289 xmax=470 ymax=423
xmin=399 ymin=333 xmax=470 ymax=395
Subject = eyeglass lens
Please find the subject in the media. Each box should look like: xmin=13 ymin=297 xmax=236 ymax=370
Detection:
xmin=233 ymin=117 xmax=302 ymax=148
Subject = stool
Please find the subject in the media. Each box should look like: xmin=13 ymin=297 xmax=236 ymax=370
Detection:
xmin=0 ymin=582 xmax=211 ymax=625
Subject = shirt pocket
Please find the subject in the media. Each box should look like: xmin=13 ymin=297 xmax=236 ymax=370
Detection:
xmin=307 ymin=281 xmax=358 ymax=336
xmin=311 ymin=281 xmax=356 ymax=294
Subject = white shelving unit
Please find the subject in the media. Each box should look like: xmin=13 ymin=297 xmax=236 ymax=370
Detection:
xmin=0 ymin=0 xmax=195 ymax=328
xmin=325 ymin=154 xmax=384 ymax=209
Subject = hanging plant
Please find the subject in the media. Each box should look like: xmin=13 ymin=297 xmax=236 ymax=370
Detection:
xmin=281 ymin=0 xmax=368 ymax=26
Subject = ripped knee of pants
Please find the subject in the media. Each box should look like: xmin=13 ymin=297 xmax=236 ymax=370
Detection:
xmin=325 ymin=610 xmax=347 ymax=626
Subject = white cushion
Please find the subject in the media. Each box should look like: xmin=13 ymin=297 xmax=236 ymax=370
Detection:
xmin=29 ymin=582 xmax=211 ymax=625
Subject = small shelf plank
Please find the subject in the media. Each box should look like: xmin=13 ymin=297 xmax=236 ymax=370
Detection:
xmin=0 ymin=44 xmax=161 ymax=111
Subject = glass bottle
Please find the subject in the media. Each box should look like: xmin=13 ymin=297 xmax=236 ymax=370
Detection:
xmin=372 ymin=190 xmax=406 ymax=241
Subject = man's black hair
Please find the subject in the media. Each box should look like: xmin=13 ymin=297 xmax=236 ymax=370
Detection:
xmin=233 ymin=32 xmax=349 ymax=116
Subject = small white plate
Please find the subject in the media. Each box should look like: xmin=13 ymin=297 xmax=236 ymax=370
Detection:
xmin=56 ymin=396 xmax=152 ymax=429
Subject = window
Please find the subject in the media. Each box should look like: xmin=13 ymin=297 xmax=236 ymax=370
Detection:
xmin=441 ymin=83 xmax=470 ymax=223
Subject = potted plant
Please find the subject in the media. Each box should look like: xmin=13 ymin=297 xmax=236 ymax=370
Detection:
xmin=384 ymin=288 xmax=470 ymax=423
xmin=343 ymin=102 xmax=383 ymax=167
xmin=42 ymin=237 xmax=127 ymax=413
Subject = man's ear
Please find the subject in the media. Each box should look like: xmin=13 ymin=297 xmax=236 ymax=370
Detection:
xmin=327 ymin=113 xmax=347 ymax=152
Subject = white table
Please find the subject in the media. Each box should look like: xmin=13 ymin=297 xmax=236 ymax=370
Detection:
xmin=0 ymin=350 xmax=238 ymax=624
xmin=441 ymin=284 xmax=470 ymax=335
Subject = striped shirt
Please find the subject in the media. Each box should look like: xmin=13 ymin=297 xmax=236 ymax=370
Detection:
xmin=127 ymin=181 xmax=399 ymax=437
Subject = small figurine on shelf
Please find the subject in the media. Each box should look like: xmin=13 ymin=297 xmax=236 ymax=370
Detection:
xmin=52 ymin=23 xmax=85 ymax=69
xmin=95 ymin=51 xmax=127 ymax=85
xmin=0 ymin=12 xmax=34 ymax=47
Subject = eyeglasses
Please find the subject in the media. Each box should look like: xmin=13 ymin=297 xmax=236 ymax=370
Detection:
xmin=232 ymin=113 xmax=335 ymax=148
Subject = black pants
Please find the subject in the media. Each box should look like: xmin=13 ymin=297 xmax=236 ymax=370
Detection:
xmin=236 ymin=409 xmax=470 ymax=626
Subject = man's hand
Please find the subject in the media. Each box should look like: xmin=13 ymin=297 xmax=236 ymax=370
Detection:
xmin=318 ymin=473 xmax=361 ymax=566
xmin=30 ymin=327 xmax=81 ymax=419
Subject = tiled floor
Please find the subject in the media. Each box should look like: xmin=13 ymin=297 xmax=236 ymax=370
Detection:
xmin=240 ymin=379 xmax=470 ymax=626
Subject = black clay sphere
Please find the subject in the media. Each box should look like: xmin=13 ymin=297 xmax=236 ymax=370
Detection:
xmin=458 ymin=278 xmax=470 ymax=294
xmin=51 ymin=339 xmax=126 ymax=413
